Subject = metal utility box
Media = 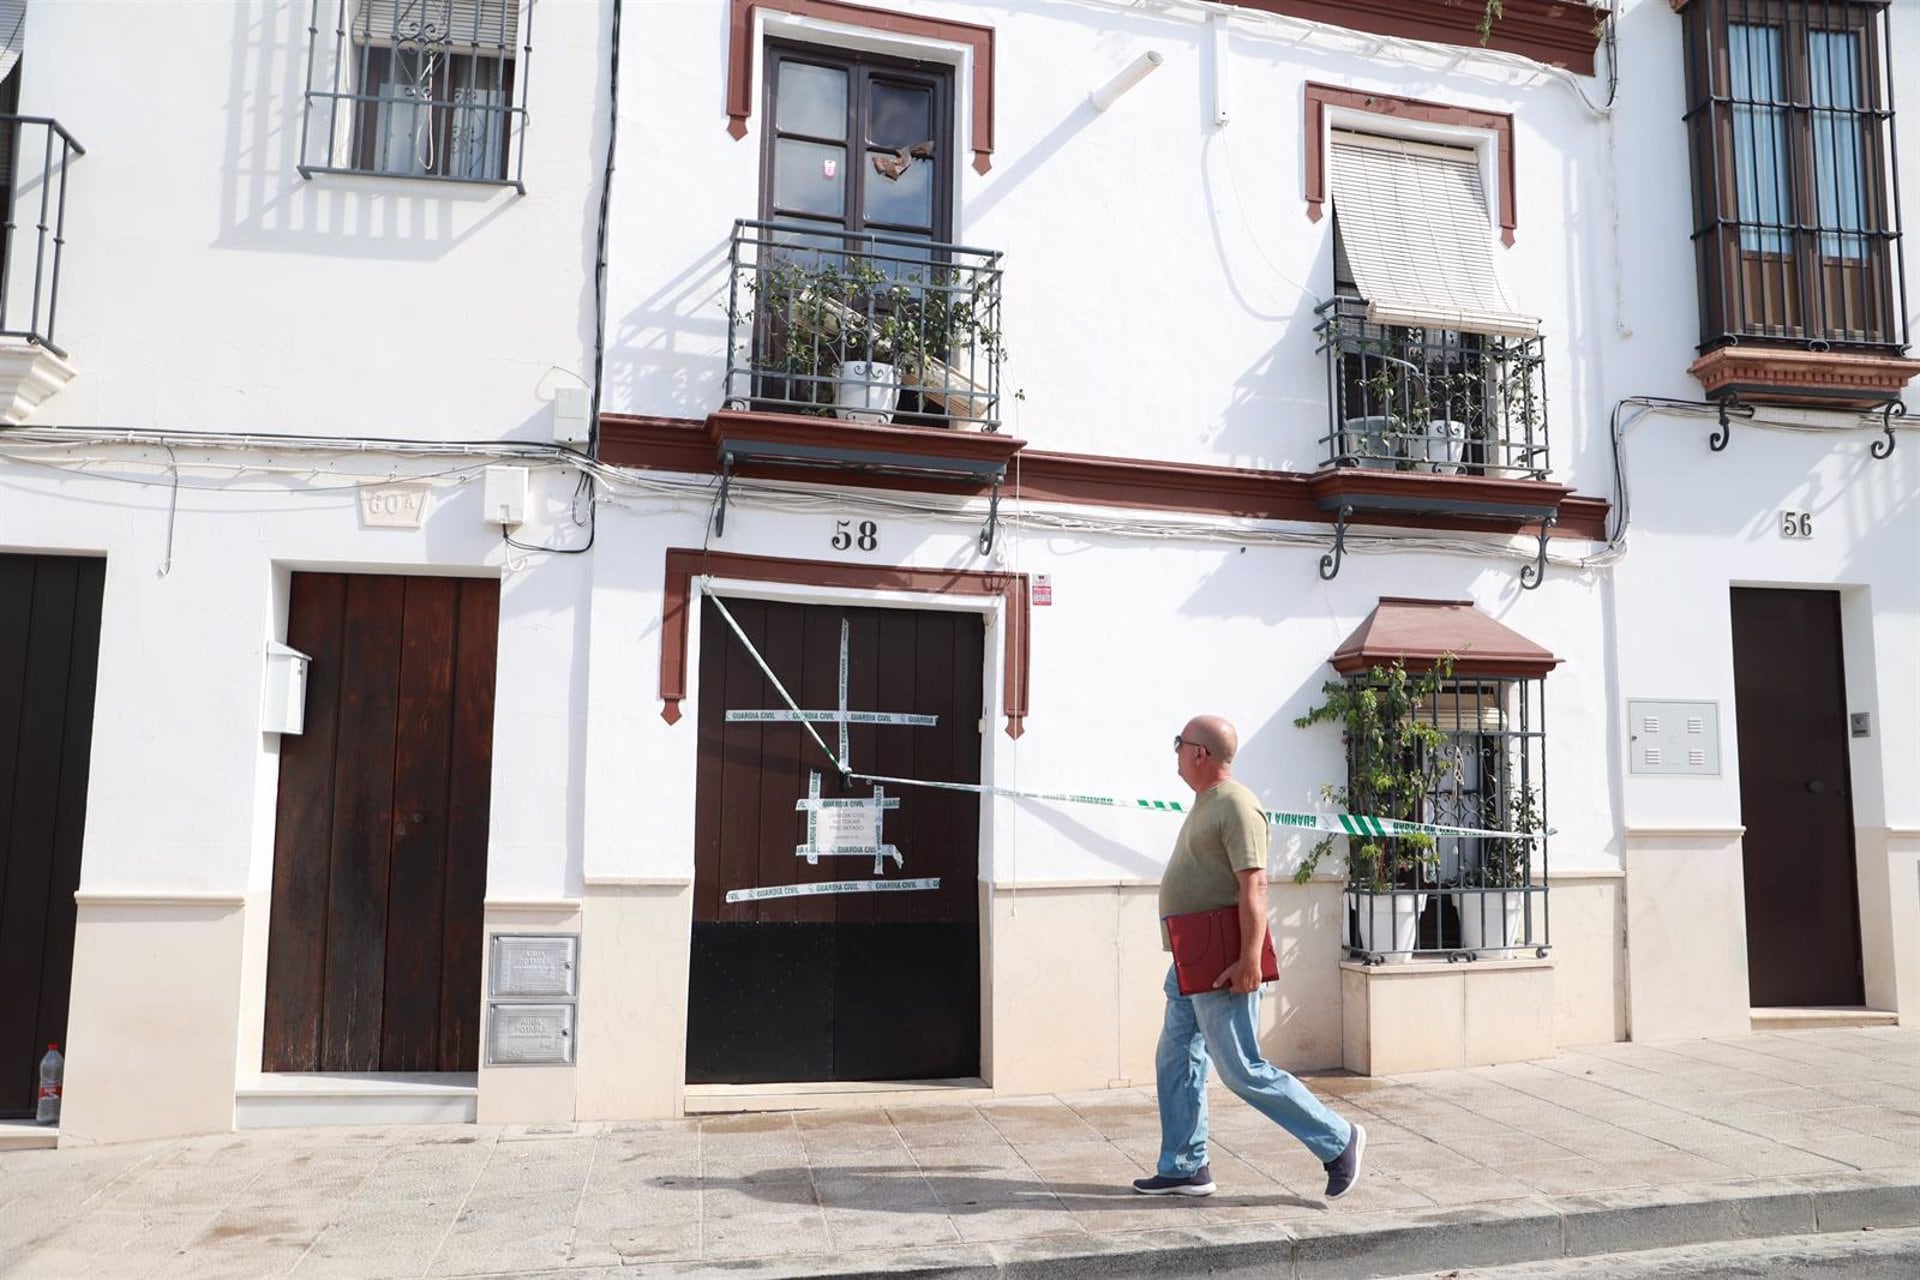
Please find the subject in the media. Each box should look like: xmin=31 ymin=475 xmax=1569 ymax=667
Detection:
xmin=1627 ymin=700 xmax=1721 ymax=776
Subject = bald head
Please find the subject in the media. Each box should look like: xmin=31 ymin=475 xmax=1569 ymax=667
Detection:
xmin=1182 ymin=715 xmax=1238 ymax=764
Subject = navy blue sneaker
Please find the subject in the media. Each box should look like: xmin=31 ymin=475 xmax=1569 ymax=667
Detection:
xmin=1131 ymin=1164 xmax=1215 ymax=1197
xmin=1324 ymin=1123 xmax=1366 ymax=1200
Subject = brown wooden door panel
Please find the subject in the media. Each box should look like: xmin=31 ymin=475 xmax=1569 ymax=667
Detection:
xmin=0 ymin=555 xmax=105 ymax=1118
xmin=1730 ymin=588 xmax=1864 ymax=1008
xmin=264 ymin=573 xmax=496 ymax=1074
xmin=689 ymin=595 xmax=983 ymax=1083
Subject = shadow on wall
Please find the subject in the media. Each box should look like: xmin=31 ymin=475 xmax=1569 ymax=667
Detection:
xmin=606 ymin=234 xmax=734 ymax=421
xmin=214 ymin=0 xmax=518 ymax=260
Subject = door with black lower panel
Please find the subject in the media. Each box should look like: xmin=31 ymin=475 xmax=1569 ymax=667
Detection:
xmin=688 ymin=596 xmax=982 ymax=1084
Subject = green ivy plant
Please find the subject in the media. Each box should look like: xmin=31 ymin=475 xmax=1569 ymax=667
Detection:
xmin=1292 ymin=656 xmax=1461 ymax=892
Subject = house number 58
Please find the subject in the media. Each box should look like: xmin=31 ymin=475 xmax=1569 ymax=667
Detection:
xmin=832 ymin=519 xmax=879 ymax=552
xmin=1779 ymin=511 xmax=1813 ymax=539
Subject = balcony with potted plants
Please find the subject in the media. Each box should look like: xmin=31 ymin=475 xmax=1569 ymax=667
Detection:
xmin=1308 ymin=295 xmax=1573 ymax=587
xmin=701 ymin=219 xmax=1022 ymax=545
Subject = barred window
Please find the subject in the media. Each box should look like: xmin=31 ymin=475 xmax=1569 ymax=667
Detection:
xmin=300 ymin=0 xmax=530 ymax=189
xmin=1681 ymin=0 xmax=1903 ymax=349
xmin=1337 ymin=672 xmax=1549 ymax=962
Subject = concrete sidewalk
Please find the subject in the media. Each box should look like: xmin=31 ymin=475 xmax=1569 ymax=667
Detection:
xmin=1 ymin=1027 xmax=1916 ymax=1279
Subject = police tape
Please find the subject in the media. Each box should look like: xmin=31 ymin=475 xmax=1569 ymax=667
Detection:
xmin=724 ymin=877 xmax=941 ymax=904
xmin=704 ymin=586 xmax=1549 ymax=846
xmin=846 ymin=771 xmax=1546 ymax=844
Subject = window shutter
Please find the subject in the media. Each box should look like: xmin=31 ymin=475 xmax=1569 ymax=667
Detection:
xmin=354 ymin=0 xmax=520 ymax=52
xmin=1328 ymin=131 xmax=1537 ymax=338
xmin=0 ymin=0 xmax=25 ymax=85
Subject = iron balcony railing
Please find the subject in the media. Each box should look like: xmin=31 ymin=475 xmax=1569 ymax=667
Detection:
xmin=1315 ymin=295 xmax=1550 ymax=480
xmin=726 ymin=219 xmax=1005 ymax=432
xmin=0 ymin=116 xmax=85 ymax=359
xmin=1341 ymin=674 xmax=1551 ymax=965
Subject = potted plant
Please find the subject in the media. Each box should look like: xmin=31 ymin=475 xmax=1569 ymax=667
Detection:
xmin=745 ymin=253 xmax=1003 ymax=429
xmin=1293 ymin=656 xmax=1460 ymax=962
xmin=1453 ymin=784 xmax=1539 ymax=958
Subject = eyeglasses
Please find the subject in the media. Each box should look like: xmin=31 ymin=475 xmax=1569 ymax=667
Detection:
xmin=1172 ymin=734 xmax=1207 ymax=755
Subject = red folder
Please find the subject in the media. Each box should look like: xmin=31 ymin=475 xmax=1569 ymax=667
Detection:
xmin=1165 ymin=906 xmax=1279 ymax=996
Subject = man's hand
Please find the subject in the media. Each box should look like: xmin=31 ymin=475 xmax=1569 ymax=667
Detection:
xmin=1212 ymin=957 xmax=1262 ymax=995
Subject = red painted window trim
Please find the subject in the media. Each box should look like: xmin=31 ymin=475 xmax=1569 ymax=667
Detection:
xmin=1304 ymin=83 xmax=1519 ymax=246
xmin=1244 ymin=0 xmax=1605 ymax=77
xmin=662 ymin=548 xmax=1031 ymax=737
xmin=726 ymin=0 xmax=997 ymax=174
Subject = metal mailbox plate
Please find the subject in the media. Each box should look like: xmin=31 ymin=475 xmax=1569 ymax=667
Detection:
xmin=490 ymin=933 xmax=579 ymax=999
xmin=486 ymin=1002 xmax=576 ymax=1065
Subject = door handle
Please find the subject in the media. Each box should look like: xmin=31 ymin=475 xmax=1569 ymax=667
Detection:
xmin=1806 ymin=780 xmax=1826 ymax=794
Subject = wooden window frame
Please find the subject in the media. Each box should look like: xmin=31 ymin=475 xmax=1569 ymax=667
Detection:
xmin=352 ymin=44 xmax=516 ymax=181
xmin=760 ymin=42 xmax=956 ymax=244
xmin=726 ymin=0 xmax=995 ymax=175
xmin=1681 ymin=0 xmax=1900 ymax=350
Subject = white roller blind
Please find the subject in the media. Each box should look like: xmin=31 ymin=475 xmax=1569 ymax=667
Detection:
xmin=354 ymin=0 xmax=520 ymax=51
xmin=1328 ymin=131 xmax=1537 ymax=339
xmin=0 ymin=0 xmax=26 ymax=86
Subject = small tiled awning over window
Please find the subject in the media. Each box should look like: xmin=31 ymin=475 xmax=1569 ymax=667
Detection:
xmin=1331 ymin=598 xmax=1560 ymax=678
xmin=1328 ymin=131 xmax=1539 ymax=339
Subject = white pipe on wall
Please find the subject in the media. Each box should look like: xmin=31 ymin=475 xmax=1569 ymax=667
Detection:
xmin=1090 ymin=50 xmax=1165 ymax=112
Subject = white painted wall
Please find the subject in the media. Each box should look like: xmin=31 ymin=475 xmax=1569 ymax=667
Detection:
xmin=11 ymin=0 xmax=605 ymax=442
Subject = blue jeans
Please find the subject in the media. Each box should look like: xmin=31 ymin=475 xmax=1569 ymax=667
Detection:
xmin=1154 ymin=964 xmax=1352 ymax=1173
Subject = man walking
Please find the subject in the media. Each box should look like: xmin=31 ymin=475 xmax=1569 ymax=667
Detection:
xmin=1132 ymin=714 xmax=1365 ymax=1200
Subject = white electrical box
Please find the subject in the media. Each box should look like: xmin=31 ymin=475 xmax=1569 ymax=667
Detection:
xmin=483 ymin=465 xmax=528 ymax=526
xmin=1627 ymin=699 xmax=1721 ymax=775
xmin=262 ymin=641 xmax=311 ymax=735
xmin=551 ymin=386 xmax=591 ymax=446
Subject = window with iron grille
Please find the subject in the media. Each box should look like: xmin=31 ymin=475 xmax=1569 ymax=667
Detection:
xmin=1680 ymin=0 xmax=1906 ymax=350
xmin=1314 ymin=132 xmax=1549 ymax=480
xmin=300 ymin=0 xmax=530 ymax=189
xmin=1333 ymin=671 xmax=1550 ymax=962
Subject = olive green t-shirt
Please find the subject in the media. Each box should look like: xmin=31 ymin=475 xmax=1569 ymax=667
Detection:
xmin=1157 ymin=779 xmax=1270 ymax=950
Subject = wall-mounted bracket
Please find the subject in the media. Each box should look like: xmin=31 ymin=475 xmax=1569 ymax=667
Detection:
xmin=713 ymin=451 xmax=736 ymax=538
xmin=1519 ymin=513 xmax=1557 ymax=591
xmin=1871 ymin=399 xmax=1906 ymax=460
xmin=978 ymin=475 xmax=1003 ymax=556
xmin=1709 ymin=398 xmax=1737 ymax=452
xmin=1319 ymin=503 xmax=1354 ymax=581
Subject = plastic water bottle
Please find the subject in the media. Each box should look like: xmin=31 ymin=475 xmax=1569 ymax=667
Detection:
xmin=36 ymin=1044 xmax=62 ymax=1125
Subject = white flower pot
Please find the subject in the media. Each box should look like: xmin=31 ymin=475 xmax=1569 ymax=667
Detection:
xmin=833 ymin=361 xmax=901 ymax=423
xmin=1353 ymin=892 xmax=1426 ymax=962
xmin=1454 ymin=890 xmax=1525 ymax=959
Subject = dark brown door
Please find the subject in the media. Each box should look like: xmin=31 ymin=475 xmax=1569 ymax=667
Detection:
xmin=262 ymin=573 xmax=498 ymax=1073
xmin=689 ymin=596 xmax=982 ymax=1084
xmin=0 ymin=555 xmax=104 ymax=1117
xmin=1730 ymin=587 xmax=1864 ymax=1007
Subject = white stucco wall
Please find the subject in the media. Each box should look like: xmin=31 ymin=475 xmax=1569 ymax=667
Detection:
xmin=11 ymin=0 xmax=604 ymax=442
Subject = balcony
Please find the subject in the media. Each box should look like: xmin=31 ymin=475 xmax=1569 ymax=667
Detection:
xmin=0 ymin=116 xmax=83 ymax=424
xmin=725 ymin=219 xmax=1004 ymax=434
xmin=1310 ymin=297 xmax=1567 ymax=586
xmin=1316 ymin=295 xmax=1549 ymax=479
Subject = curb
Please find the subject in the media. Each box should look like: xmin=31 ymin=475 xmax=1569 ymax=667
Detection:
xmin=621 ymin=1170 xmax=1920 ymax=1280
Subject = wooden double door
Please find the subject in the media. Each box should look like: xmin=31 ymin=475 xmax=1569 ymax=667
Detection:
xmin=262 ymin=573 xmax=498 ymax=1074
xmin=689 ymin=596 xmax=983 ymax=1084
xmin=1730 ymin=587 xmax=1864 ymax=1008
xmin=0 ymin=555 xmax=104 ymax=1117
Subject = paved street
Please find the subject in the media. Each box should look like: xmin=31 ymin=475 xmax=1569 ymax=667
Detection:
xmin=1 ymin=1027 xmax=1916 ymax=1278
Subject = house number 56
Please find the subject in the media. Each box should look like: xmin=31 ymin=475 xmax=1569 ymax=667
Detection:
xmin=832 ymin=519 xmax=879 ymax=552
xmin=1780 ymin=511 xmax=1813 ymax=539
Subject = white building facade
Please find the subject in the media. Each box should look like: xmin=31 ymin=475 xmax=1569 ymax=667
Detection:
xmin=0 ymin=0 xmax=1913 ymax=1145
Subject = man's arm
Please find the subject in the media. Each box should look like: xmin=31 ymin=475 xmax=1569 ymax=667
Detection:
xmin=1212 ymin=866 xmax=1268 ymax=995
